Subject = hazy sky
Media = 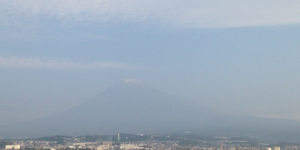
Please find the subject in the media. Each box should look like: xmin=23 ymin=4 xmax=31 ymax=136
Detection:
xmin=1 ymin=0 xmax=300 ymax=125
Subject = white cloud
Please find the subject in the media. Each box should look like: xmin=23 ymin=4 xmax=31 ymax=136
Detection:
xmin=0 ymin=56 xmax=135 ymax=69
xmin=1 ymin=0 xmax=300 ymax=28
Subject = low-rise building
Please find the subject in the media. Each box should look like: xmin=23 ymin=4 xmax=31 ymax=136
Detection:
xmin=5 ymin=145 xmax=20 ymax=150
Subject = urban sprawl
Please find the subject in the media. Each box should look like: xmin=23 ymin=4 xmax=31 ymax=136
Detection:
xmin=0 ymin=134 xmax=296 ymax=150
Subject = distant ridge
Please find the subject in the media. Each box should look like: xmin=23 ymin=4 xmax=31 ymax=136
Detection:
xmin=1 ymin=79 xmax=300 ymax=139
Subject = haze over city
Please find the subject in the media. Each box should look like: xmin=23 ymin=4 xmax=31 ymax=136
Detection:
xmin=1 ymin=0 xmax=300 ymax=135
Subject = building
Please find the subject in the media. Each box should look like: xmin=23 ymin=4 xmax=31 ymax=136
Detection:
xmin=120 ymin=144 xmax=143 ymax=150
xmin=102 ymin=141 xmax=113 ymax=146
xmin=272 ymin=146 xmax=280 ymax=150
xmin=5 ymin=145 xmax=20 ymax=150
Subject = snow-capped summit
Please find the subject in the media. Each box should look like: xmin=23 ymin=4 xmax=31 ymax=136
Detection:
xmin=123 ymin=78 xmax=143 ymax=84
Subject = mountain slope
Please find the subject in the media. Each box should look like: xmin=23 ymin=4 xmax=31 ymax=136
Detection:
xmin=1 ymin=79 xmax=300 ymax=138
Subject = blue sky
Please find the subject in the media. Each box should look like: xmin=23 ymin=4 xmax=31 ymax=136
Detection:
xmin=1 ymin=0 xmax=300 ymax=125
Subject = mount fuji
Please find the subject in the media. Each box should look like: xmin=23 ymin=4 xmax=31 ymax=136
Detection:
xmin=1 ymin=79 xmax=300 ymax=138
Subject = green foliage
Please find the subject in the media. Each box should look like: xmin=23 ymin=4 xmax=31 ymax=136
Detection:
xmin=179 ymin=139 xmax=199 ymax=146
xmin=24 ymin=148 xmax=36 ymax=150
xmin=0 ymin=140 xmax=13 ymax=147
xmin=78 ymin=148 xmax=92 ymax=150
xmin=36 ymin=136 xmax=67 ymax=144
xmin=77 ymin=135 xmax=106 ymax=142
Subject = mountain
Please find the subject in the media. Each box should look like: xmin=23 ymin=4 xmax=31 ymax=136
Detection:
xmin=1 ymin=79 xmax=300 ymax=138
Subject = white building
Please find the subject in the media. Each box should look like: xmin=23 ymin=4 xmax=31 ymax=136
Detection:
xmin=5 ymin=145 xmax=20 ymax=150
xmin=266 ymin=147 xmax=271 ymax=150
xmin=97 ymin=145 xmax=116 ymax=150
xmin=272 ymin=146 xmax=280 ymax=150
xmin=120 ymin=144 xmax=143 ymax=150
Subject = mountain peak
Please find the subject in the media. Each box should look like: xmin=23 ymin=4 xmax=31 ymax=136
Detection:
xmin=123 ymin=78 xmax=143 ymax=85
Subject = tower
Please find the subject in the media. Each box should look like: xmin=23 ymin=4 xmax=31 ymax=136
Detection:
xmin=118 ymin=133 xmax=121 ymax=141
xmin=220 ymin=141 xmax=223 ymax=150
